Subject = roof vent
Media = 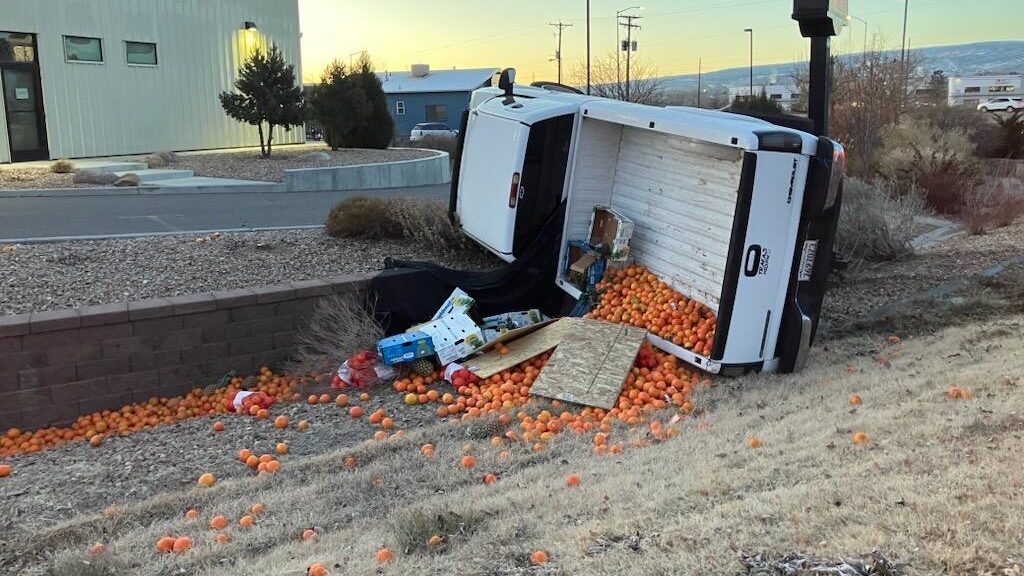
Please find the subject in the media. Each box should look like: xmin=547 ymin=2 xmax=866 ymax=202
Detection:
xmin=410 ymin=64 xmax=430 ymax=78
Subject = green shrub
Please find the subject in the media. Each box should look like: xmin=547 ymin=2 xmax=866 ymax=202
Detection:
xmin=309 ymin=54 xmax=393 ymax=150
xmin=877 ymin=116 xmax=981 ymax=213
xmin=324 ymin=196 xmax=469 ymax=251
xmin=50 ymin=158 xmax=75 ymax=174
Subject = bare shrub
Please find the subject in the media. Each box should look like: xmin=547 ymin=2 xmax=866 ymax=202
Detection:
xmin=71 ymin=170 xmax=118 ymax=185
xmin=391 ymin=506 xmax=484 ymax=555
xmin=50 ymin=159 xmax=75 ymax=174
xmin=837 ymin=178 xmax=928 ymax=263
xmin=324 ymin=196 xmax=469 ymax=251
xmin=283 ymin=294 xmax=383 ymax=381
xmin=877 ymin=116 xmax=981 ymax=213
xmin=960 ymin=166 xmax=1024 ymax=235
xmin=570 ymin=52 xmax=663 ymax=104
xmin=414 ymin=135 xmax=457 ymax=156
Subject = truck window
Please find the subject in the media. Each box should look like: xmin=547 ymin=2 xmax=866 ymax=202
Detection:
xmin=513 ymin=113 xmax=575 ymax=256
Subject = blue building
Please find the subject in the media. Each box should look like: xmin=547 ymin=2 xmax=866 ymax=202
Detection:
xmin=378 ymin=65 xmax=497 ymax=136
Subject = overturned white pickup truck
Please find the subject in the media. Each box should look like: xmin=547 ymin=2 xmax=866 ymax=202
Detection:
xmin=449 ymin=71 xmax=845 ymax=375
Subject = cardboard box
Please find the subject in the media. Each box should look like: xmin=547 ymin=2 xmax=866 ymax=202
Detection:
xmin=432 ymin=288 xmax=476 ymax=321
xmin=480 ymin=309 xmax=546 ymax=339
xmin=589 ymin=206 xmax=634 ymax=261
xmin=418 ymin=311 xmax=486 ymax=365
xmin=376 ymin=331 xmax=435 ymax=366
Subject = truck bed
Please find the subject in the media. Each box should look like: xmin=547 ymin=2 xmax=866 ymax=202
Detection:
xmin=558 ymin=117 xmax=745 ymax=312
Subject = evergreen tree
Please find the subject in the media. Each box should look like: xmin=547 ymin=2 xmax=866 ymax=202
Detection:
xmin=728 ymin=90 xmax=785 ymax=115
xmin=219 ymin=45 xmax=304 ymax=157
xmin=309 ymin=54 xmax=393 ymax=150
xmin=351 ymin=54 xmax=395 ymax=149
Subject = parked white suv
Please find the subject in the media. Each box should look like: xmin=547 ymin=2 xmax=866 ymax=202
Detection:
xmin=977 ymin=97 xmax=1024 ymax=113
xmin=410 ymin=123 xmax=458 ymax=141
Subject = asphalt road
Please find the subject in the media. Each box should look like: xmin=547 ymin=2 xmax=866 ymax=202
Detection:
xmin=0 ymin=184 xmax=449 ymax=242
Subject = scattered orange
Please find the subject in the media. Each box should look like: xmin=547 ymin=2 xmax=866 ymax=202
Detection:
xmin=373 ymin=430 xmax=388 ymax=441
xmin=87 ymin=542 xmax=107 ymax=555
xmin=185 ymin=508 xmax=199 ymax=520
xmin=307 ymin=395 xmax=319 ymax=405
xmin=245 ymin=455 xmax=260 ymax=468
xmin=319 ymin=393 xmax=331 ymax=404
xmin=172 ymin=536 xmax=192 ymax=553
xmin=212 ymin=421 xmax=225 ymax=432
xmin=250 ymin=502 xmax=266 ymax=515
xmin=427 ymin=534 xmax=443 ymax=547
xmin=89 ymin=434 xmax=103 ymax=448
xmin=238 ymin=515 xmax=255 ymax=527
xmin=0 ymin=464 xmax=10 ymax=478
xmin=238 ymin=448 xmax=253 ymax=462
xmin=852 ymin=432 xmax=870 ymax=445
xmin=483 ymin=473 xmax=498 ymax=484
xmin=274 ymin=415 xmax=289 ymax=429
xmin=155 ymin=536 xmax=176 ymax=553
xmin=849 ymin=394 xmax=862 ymax=405
xmin=565 ymin=474 xmax=581 ymax=487
xmin=308 ymin=563 xmax=329 ymax=576
xmin=460 ymin=455 xmax=476 ymax=469
xmin=381 ymin=417 xmax=394 ymax=430
xmin=197 ymin=473 xmax=216 ymax=487
xmin=255 ymin=409 xmax=269 ymax=419
xmin=297 ymin=420 xmax=310 ymax=431
xmin=209 ymin=515 xmax=229 ymax=530
xmin=214 ymin=533 xmax=231 ymax=544
xmin=343 ymin=456 xmax=356 ymax=468
xmin=335 ymin=394 xmax=349 ymax=407
xmin=359 ymin=392 xmax=370 ymax=401
xmin=530 ymin=550 xmax=549 ymax=565
xmin=746 ymin=436 xmax=762 ymax=449
xmin=349 ymin=406 xmax=364 ymax=418
xmin=375 ymin=548 xmax=394 ymax=564
xmin=301 ymin=528 xmax=317 ymax=541
xmin=275 ymin=442 xmax=289 ymax=455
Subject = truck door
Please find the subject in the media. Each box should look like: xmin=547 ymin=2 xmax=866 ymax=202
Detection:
xmin=513 ymin=114 xmax=575 ymax=257
xmin=457 ymin=112 xmax=530 ymax=258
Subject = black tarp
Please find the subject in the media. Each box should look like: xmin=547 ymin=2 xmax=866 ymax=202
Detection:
xmin=370 ymin=203 xmax=569 ymax=335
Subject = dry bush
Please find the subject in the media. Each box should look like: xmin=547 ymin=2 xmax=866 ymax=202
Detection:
xmin=960 ymin=173 xmax=1024 ymax=235
xmin=414 ymin=135 xmax=457 ymax=156
xmin=283 ymin=294 xmax=383 ymax=381
xmin=877 ymin=116 xmax=981 ymax=213
xmin=391 ymin=506 xmax=485 ymax=555
xmin=837 ymin=178 xmax=928 ymax=264
xmin=324 ymin=196 xmax=469 ymax=251
xmin=50 ymin=158 xmax=75 ymax=174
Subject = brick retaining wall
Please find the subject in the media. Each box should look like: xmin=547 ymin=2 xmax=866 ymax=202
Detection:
xmin=0 ymin=274 xmax=374 ymax=430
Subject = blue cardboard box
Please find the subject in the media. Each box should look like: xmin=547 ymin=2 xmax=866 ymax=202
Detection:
xmin=377 ymin=331 xmax=435 ymax=365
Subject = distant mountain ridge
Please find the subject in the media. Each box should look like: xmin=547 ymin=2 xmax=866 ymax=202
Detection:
xmin=658 ymin=40 xmax=1024 ymax=92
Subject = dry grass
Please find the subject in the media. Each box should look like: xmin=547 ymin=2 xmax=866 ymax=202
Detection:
xmin=960 ymin=162 xmax=1024 ymax=235
xmin=50 ymin=159 xmax=75 ymax=174
xmin=12 ymin=299 xmax=1024 ymax=575
xmin=324 ymin=196 xmax=470 ymax=251
xmin=283 ymin=294 xmax=384 ymax=381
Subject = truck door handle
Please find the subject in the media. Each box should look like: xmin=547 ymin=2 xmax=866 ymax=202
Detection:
xmin=518 ymin=185 xmax=526 ymax=200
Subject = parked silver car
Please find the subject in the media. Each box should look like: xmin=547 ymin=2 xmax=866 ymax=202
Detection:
xmin=977 ymin=97 xmax=1024 ymax=113
xmin=410 ymin=122 xmax=458 ymax=142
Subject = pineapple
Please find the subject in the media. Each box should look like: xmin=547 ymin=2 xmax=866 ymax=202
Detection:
xmin=410 ymin=357 xmax=435 ymax=377
xmin=464 ymin=415 xmax=506 ymax=440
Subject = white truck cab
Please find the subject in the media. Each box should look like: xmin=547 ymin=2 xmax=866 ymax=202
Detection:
xmin=450 ymin=71 xmax=845 ymax=375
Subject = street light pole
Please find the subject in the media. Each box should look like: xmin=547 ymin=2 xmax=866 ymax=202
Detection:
xmin=620 ymin=15 xmax=642 ymax=101
xmin=899 ymin=0 xmax=909 ymax=68
xmin=847 ymin=15 xmax=868 ymax=55
xmin=744 ymin=28 xmax=754 ymax=98
xmin=697 ymin=57 xmax=702 ymax=108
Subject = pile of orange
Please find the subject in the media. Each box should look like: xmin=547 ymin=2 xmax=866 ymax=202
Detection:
xmin=585 ymin=265 xmax=717 ymax=357
xmin=0 ymin=367 xmax=297 ymax=458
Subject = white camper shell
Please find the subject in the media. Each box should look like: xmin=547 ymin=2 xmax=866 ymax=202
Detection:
xmin=451 ymin=83 xmax=845 ymax=375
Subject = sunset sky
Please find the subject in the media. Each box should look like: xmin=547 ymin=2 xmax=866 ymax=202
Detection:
xmin=298 ymin=0 xmax=1021 ymax=83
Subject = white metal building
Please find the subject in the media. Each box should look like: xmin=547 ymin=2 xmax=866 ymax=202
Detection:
xmin=728 ymin=84 xmax=802 ymax=111
xmin=947 ymin=74 xmax=1023 ymax=108
xmin=0 ymin=0 xmax=302 ymax=164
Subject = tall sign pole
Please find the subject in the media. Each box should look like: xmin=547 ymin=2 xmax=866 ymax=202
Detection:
xmin=792 ymin=0 xmax=847 ymax=137
xmin=586 ymin=0 xmax=591 ymax=95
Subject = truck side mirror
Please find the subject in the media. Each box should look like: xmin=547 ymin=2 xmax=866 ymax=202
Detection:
xmin=498 ymin=68 xmax=516 ymax=104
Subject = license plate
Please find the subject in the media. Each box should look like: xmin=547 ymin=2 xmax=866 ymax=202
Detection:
xmin=798 ymin=240 xmax=818 ymax=282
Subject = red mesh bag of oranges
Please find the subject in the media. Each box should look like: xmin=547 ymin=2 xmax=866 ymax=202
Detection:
xmin=584 ymin=265 xmax=717 ymax=357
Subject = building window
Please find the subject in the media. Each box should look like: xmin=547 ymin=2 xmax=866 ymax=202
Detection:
xmin=0 ymin=31 xmax=36 ymax=63
xmin=770 ymin=93 xmax=782 ymax=100
xmin=964 ymin=86 xmax=981 ymax=94
xmin=63 ymin=35 xmax=103 ymax=63
xmin=396 ymin=101 xmax=405 ymax=115
xmin=425 ymin=104 xmax=448 ymax=122
xmin=125 ymin=41 xmax=157 ymax=65
xmin=988 ymin=85 xmax=1013 ymax=93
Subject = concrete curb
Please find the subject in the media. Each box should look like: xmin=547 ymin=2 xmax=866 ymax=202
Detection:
xmin=0 ymin=150 xmax=451 ymax=198
xmin=0 ymin=225 xmax=326 ymax=245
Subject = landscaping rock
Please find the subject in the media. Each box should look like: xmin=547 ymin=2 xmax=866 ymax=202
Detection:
xmin=113 ymin=173 xmax=141 ymax=187
xmin=156 ymin=151 xmax=180 ymax=164
xmin=71 ymin=170 xmax=118 ymax=185
xmin=144 ymin=154 xmax=167 ymax=168
xmin=296 ymin=151 xmax=331 ymax=162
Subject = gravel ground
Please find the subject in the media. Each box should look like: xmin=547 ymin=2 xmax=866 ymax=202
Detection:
xmin=823 ymin=219 xmax=1024 ymax=329
xmin=0 ymin=146 xmax=437 ymax=189
xmin=174 ymin=146 xmax=437 ymax=183
xmin=0 ymin=229 xmax=498 ymax=316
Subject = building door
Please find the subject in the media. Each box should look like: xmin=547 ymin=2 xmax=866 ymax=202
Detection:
xmin=1 ymin=32 xmax=48 ymax=162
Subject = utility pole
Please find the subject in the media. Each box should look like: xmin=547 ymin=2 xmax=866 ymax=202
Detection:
xmin=586 ymin=0 xmax=591 ymax=95
xmin=620 ymin=14 xmax=642 ymax=101
xmin=549 ymin=21 xmax=572 ymax=84
xmin=899 ymin=0 xmax=910 ymax=115
xmin=616 ymin=6 xmax=642 ymax=91
xmin=697 ymin=58 xmax=702 ymax=108
xmin=744 ymin=28 xmax=754 ymax=98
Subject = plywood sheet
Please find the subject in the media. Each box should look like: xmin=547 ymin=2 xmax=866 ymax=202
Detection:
xmin=463 ymin=319 xmax=568 ymax=379
xmin=529 ymin=318 xmax=646 ymax=409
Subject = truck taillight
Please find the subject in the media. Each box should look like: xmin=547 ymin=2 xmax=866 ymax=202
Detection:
xmin=508 ymin=172 xmax=521 ymax=208
xmin=825 ymin=144 xmax=845 ymax=208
